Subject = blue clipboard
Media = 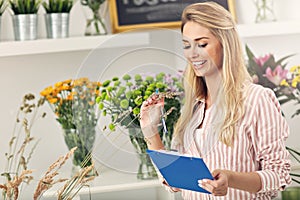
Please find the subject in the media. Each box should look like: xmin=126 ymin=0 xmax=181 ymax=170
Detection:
xmin=146 ymin=149 xmax=213 ymax=193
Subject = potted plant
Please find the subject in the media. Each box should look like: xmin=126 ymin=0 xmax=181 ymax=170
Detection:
xmin=80 ymin=0 xmax=107 ymax=35
xmin=42 ymin=0 xmax=73 ymax=38
xmin=9 ymin=0 xmax=41 ymax=40
xmin=96 ymin=72 xmax=184 ymax=180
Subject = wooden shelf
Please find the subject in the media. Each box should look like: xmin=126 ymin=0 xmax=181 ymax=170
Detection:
xmin=237 ymin=20 xmax=300 ymax=38
xmin=0 ymin=32 xmax=150 ymax=57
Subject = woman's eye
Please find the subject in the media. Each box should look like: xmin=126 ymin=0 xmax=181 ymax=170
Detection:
xmin=183 ymin=45 xmax=191 ymax=49
xmin=198 ymin=43 xmax=208 ymax=48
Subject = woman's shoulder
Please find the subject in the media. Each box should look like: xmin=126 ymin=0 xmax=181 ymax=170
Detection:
xmin=245 ymin=83 xmax=276 ymax=101
xmin=244 ymin=83 xmax=280 ymax=113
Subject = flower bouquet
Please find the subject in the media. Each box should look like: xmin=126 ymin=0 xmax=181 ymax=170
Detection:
xmin=96 ymin=72 xmax=184 ymax=179
xmin=245 ymin=45 xmax=299 ymax=118
xmin=40 ymin=77 xmax=101 ymax=173
xmin=245 ymin=45 xmax=300 ymax=187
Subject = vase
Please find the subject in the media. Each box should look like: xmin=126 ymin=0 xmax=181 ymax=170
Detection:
xmin=81 ymin=2 xmax=107 ymax=36
xmin=253 ymin=0 xmax=276 ymax=23
xmin=13 ymin=14 xmax=38 ymax=41
xmin=282 ymin=186 xmax=300 ymax=200
xmin=128 ymin=128 xmax=157 ymax=180
xmin=62 ymin=127 xmax=95 ymax=176
xmin=44 ymin=13 xmax=70 ymax=39
xmin=137 ymin=153 xmax=157 ymax=180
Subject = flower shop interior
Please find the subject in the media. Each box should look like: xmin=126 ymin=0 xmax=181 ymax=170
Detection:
xmin=0 ymin=0 xmax=300 ymax=199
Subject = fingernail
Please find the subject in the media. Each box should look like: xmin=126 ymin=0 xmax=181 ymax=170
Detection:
xmin=198 ymin=183 xmax=202 ymax=188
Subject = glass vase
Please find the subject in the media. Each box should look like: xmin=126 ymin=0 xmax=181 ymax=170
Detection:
xmin=62 ymin=128 xmax=95 ymax=177
xmin=128 ymin=128 xmax=157 ymax=180
xmin=253 ymin=0 xmax=276 ymax=23
xmin=81 ymin=1 xmax=107 ymax=36
xmin=137 ymin=153 xmax=157 ymax=180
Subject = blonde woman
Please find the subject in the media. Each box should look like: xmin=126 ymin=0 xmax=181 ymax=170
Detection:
xmin=140 ymin=2 xmax=291 ymax=200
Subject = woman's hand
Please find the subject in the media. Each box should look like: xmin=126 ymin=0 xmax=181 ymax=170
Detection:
xmin=198 ymin=169 xmax=229 ymax=196
xmin=140 ymin=94 xmax=164 ymax=139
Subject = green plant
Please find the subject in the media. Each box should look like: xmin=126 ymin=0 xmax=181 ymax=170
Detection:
xmin=0 ymin=0 xmax=8 ymax=15
xmin=42 ymin=0 xmax=72 ymax=13
xmin=9 ymin=0 xmax=41 ymax=14
xmin=96 ymin=72 xmax=184 ymax=152
xmin=80 ymin=0 xmax=107 ymax=35
xmin=286 ymin=147 xmax=300 ymax=185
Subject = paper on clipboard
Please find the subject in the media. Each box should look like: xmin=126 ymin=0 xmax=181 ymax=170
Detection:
xmin=146 ymin=149 xmax=213 ymax=193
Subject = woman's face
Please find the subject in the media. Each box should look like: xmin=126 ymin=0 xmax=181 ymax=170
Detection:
xmin=182 ymin=21 xmax=223 ymax=78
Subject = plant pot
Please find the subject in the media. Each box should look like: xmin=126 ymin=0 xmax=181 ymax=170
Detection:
xmin=13 ymin=14 xmax=37 ymax=41
xmin=45 ymin=13 xmax=69 ymax=39
xmin=282 ymin=186 xmax=300 ymax=200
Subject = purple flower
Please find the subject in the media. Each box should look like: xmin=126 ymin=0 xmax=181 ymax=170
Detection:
xmin=264 ymin=65 xmax=288 ymax=86
xmin=254 ymin=54 xmax=271 ymax=67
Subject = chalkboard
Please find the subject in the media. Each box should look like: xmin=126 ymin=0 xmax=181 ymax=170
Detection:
xmin=109 ymin=0 xmax=236 ymax=33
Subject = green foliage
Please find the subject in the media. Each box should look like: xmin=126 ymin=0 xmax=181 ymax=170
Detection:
xmin=0 ymin=0 xmax=8 ymax=16
xmin=80 ymin=0 xmax=105 ymax=12
xmin=286 ymin=146 xmax=300 ymax=185
xmin=42 ymin=0 xmax=73 ymax=13
xmin=96 ymin=72 xmax=184 ymax=151
xmin=9 ymin=0 xmax=41 ymax=14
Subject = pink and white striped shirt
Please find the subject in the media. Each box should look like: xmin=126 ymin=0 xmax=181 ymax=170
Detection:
xmin=171 ymin=83 xmax=291 ymax=200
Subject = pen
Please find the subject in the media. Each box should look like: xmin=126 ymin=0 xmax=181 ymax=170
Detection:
xmin=155 ymin=89 xmax=168 ymax=135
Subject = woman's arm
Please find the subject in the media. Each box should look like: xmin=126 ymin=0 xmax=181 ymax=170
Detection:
xmin=140 ymin=94 xmax=165 ymax=150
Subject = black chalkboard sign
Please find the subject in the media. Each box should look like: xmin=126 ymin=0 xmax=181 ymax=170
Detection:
xmin=109 ymin=0 xmax=236 ymax=33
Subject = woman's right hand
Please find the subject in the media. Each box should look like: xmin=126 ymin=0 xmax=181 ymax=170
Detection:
xmin=140 ymin=93 xmax=164 ymax=139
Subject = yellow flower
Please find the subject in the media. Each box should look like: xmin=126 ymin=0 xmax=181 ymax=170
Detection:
xmin=290 ymin=65 xmax=300 ymax=73
xmin=48 ymin=98 xmax=58 ymax=104
xmin=280 ymin=79 xmax=289 ymax=87
xmin=54 ymin=81 xmax=63 ymax=88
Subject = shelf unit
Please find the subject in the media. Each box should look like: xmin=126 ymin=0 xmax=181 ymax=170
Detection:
xmin=0 ymin=32 xmax=150 ymax=57
xmin=0 ymin=21 xmax=300 ymax=58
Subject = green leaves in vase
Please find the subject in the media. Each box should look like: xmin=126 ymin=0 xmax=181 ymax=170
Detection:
xmin=42 ymin=0 xmax=73 ymax=14
xmin=9 ymin=0 xmax=41 ymax=14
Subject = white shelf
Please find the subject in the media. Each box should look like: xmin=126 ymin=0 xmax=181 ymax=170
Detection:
xmin=237 ymin=20 xmax=300 ymax=38
xmin=0 ymin=32 xmax=150 ymax=57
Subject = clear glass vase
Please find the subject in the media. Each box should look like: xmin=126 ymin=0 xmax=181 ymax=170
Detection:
xmin=128 ymin=127 xmax=158 ymax=180
xmin=81 ymin=1 xmax=108 ymax=36
xmin=253 ymin=0 xmax=276 ymax=23
xmin=137 ymin=153 xmax=157 ymax=180
xmin=62 ymin=128 xmax=95 ymax=177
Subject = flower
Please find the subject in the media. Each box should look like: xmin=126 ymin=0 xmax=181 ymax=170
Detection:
xmin=245 ymin=45 xmax=299 ymax=118
xmin=96 ymin=71 xmax=184 ymax=152
xmin=40 ymin=77 xmax=101 ymax=167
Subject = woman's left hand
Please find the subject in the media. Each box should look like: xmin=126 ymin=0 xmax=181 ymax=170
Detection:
xmin=198 ymin=169 xmax=229 ymax=196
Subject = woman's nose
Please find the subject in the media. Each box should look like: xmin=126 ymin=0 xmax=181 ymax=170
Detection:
xmin=190 ymin=47 xmax=199 ymax=59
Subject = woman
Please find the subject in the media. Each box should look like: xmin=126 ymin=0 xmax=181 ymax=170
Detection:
xmin=140 ymin=2 xmax=291 ymax=200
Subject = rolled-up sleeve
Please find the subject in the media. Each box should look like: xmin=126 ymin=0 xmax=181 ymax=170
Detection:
xmin=252 ymin=87 xmax=291 ymax=193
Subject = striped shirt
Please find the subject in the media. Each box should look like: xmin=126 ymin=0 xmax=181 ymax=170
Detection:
xmin=170 ymin=83 xmax=291 ymax=200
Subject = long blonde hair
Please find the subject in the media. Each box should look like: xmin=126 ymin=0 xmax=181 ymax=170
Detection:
xmin=173 ymin=2 xmax=252 ymax=146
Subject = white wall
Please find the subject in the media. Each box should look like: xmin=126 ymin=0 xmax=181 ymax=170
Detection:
xmin=0 ymin=0 xmax=300 ymax=199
